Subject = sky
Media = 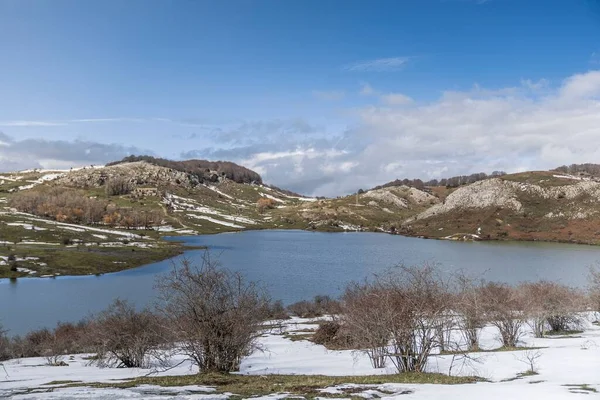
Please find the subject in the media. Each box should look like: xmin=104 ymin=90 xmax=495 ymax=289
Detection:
xmin=1 ymin=0 xmax=600 ymax=196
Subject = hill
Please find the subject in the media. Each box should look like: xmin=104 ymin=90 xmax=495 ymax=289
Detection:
xmin=4 ymin=160 xmax=600 ymax=278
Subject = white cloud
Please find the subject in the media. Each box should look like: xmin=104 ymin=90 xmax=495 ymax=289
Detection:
xmin=312 ymin=90 xmax=345 ymax=101
xmin=344 ymin=57 xmax=410 ymax=72
xmin=560 ymin=71 xmax=600 ymax=99
xmin=0 ymin=132 xmax=150 ymax=172
xmin=380 ymin=93 xmax=413 ymax=106
xmin=202 ymin=70 xmax=600 ymax=197
xmin=0 ymin=120 xmax=66 ymax=127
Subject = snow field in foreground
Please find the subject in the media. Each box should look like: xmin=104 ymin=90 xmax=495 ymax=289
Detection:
xmin=1 ymin=317 xmax=600 ymax=399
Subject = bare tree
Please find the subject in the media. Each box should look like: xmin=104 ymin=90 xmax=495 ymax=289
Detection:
xmin=520 ymin=281 xmax=584 ymax=337
xmin=588 ymin=267 xmax=600 ymax=321
xmin=518 ymin=349 xmax=542 ymax=374
xmin=0 ymin=325 xmax=10 ymax=361
xmin=481 ymin=283 xmax=526 ymax=348
xmin=157 ymin=254 xmax=270 ymax=372
xmin=454 ymin=272 xmax=487 ymax=351
xmin=105 ymin=176 xmax=133 ymax=196
xmin=87 ymin=299 xmax=168 ymax=368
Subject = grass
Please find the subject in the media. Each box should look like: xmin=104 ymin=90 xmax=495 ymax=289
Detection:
xmin=283 ymin=333 xmax=315 ymax=342
xmin=501 ymin=370 xmax=539 ymax=382
xmin=439 ymin=346 xmax=546 ymax=355
xmin=544 ymin=330 xmax=584 ymax=336
xmin=0 ymin=243 xmax=189 ymax=278
xmin=63 ymin=372 xmax=482 ymax=397
xmin=564 ymin=384 xmax=598 ymax=393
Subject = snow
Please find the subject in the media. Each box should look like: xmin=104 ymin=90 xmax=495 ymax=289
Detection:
xmin=2 ymin=317 xmax=600 ymax=399
xmin=6 ymin=222 xmax=47 ymax=231
xmin=187 ymin=214 xmax=244 ymax=229
xmin=166 ymin=194 xmax=255 ymax=226
xmin=260 ymin=193 xmax=285 ymax=203
xmin=203 ymin=185 xmax=234 ymax=200
xmin=4 ymin=211 xmax=147 ymax=239
xmin=17 ymin=173 xmax=64 ymax=190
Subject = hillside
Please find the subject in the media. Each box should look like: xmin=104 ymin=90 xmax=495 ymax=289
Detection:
xmin=4 ymin=160 xmax=600 ymax=278
xmin=0 ymin=161 xmax=316 ymax=278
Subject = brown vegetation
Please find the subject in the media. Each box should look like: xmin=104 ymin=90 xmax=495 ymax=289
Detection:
xmin=157 ymin=255 xmax=270 ymax=372
xmin=9 ymin=187 xmax=163 ymax=229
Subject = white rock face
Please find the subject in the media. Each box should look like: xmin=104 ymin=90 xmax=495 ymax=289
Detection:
xmin=416 ymin=177 xmax=600 ymax=220
xmin=363 ymin=185 xmax=438 ymax=209
xmin=417 ymin=178 xmax=522 ymax=219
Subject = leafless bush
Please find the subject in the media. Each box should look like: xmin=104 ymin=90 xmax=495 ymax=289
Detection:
xmin=588 ymin=267 xmax=600 ymax=319
xmin=342 ymin=264 xmax=451 ymax=372
xmin=263 ymin=300 xmax=289 ymax=320
xmin=454 ymin=272 xmax=487 ymax=351
xmin=256 ymin=198 xmax=277 ymax=213
xmin=87 ymin=299 xmax=169 ymax=368
xmin=0 ymin=325 xmax=10 ymax=361
xmin=157 ymin=255 xmax=270 ymax=372
xmin=520 ymin=281 xmax=584 ymax=337
xmin=313 ymin=321 xmax=354 ymax=350
xmin=287 ymin=295 xmax=341 ymax=318
xmin=481 ymin=282 xmax=526 ymax=347
xmin=518 ymin=349 xmax=542 ymax=374
xmin=105 ymin=176 xmax=133 ymax=196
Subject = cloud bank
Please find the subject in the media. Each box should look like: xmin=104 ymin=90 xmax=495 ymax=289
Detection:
xmin=3 ymin=70 xmax=600 ymax=197
xmin=190 ymin=70 xmax=600 ymax=196
xmin=0 ymin=133 xmax=149 ymax=171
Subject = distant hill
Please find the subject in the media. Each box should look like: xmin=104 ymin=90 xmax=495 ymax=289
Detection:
xmin=107 ymin=155 xmax=262 ymax=185
xmin=4 ymin=159 xmax=600 ymax=279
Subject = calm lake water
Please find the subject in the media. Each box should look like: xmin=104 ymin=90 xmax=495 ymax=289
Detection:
xmin=2 ymin=230 xmax=600 ymax=335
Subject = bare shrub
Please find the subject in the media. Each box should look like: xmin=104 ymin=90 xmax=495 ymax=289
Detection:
xmin=157 ymin=255 xmax=270 ymax=372
xmin=105 ymin=176 xmax=133 ymax=196
xmin=313 ymin=321 xmax=353 ymax=350
xmin=0 ymin=325 xmax=10 ymax=361
xmin=264 ymin=300 xmax=289 ymax=320
xmin=454 ymin=272 xmax=487 ymax=351
xmin=343 ymin=264 xmax=451 ymax=372
xmin=520 ymin=281 xmax=584 ymax=337
xmin=588 ymin=267 xmax=600 ymax=319
xmin=481 ymin=282 xmax=526 ymax=347
xmin=287 ymin=295 xmax=341 ymax=318
xmin=256 ymin=198 xmax=277 ymax=213
xmin=87 ymin=299 xmax=168 ymax=368
xmin=518 ymin=349 xmax=542 ymax=374
xmin=342 ymin=282 xmax=391 ymax=368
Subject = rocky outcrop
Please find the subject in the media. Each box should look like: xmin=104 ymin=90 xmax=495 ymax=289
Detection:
xmin=363 ymin=186 xmax=439 ymax=209
xmin=416 ymin=178 xmax=523 ymax=220
xmin=55 ymin=161 xmax=210 ymax=190
xmin=416 ymin=177 xmax=600 ymax=221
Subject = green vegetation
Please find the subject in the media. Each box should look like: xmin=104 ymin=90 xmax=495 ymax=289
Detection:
xmin=544 ymin=330 xmax=584 ymax=336
xmin=564 ymin=384 xmax=598 ymax=393
xmin=57 ymin=372 xmax=481 ymax=397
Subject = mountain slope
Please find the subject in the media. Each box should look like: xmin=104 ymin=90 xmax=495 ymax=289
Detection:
xmin=3 ymin=161 xmax=600 ymax=278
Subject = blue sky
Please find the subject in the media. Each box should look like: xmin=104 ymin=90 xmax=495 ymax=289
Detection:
xmin=1 ymin=0 xmax=600 ymax=195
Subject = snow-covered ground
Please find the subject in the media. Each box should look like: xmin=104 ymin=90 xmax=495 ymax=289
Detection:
xmin=2 ymin=317 xmax=600 ymax=399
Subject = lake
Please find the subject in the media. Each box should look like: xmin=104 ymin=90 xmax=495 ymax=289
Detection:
xmin=2 ymin=230 xmax=600 ymax=335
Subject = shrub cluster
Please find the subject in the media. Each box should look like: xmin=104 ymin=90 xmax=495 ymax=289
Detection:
xmin=287 ymin=295 xmax=342 ymax=318
xmin=108 ymin=155 xmax=262 ymax=184
xmin=9 ymin=188 xmax=163 ymax=229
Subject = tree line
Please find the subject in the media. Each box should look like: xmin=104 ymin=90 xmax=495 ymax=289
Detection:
xmin=372 ymin=170 xmax=506 ymax=191
xmin=9 ymin=186 xmax=163 ymax=229
xmin=553 ymin=163 xmax=600 ymax=177
xmin=107 ymin=155 xmax=263 ymax=185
